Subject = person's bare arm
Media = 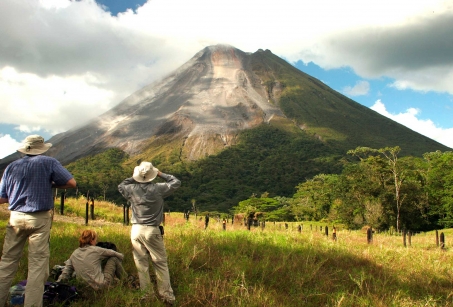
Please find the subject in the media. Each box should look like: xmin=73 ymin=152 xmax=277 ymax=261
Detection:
xmin=53 ymin=178 xmax=77 ymax=189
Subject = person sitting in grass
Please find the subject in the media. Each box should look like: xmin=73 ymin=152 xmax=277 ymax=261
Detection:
xmin=57 ymin=229 xmax=126 ymax=290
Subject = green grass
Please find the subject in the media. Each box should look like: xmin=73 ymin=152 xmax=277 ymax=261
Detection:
xmin=1 ymin=202 xmax=453 ymax=307
xmin=55 ymin=198 xmax=125 ymax=223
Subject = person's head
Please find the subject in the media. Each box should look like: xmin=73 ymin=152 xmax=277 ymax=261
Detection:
xmin=17 ymin=134 xmax=52 ymax=155
xmin=132 ymin=161 xmax=158 ymax=183
xmin=79 ymin=230 xmax=98 ymax=247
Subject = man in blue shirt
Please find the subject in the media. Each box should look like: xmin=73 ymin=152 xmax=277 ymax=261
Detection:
xmin=0 ymin=135 xmax=76 ymax=307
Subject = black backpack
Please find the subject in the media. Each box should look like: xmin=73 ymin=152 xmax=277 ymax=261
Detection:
xmin=43 ymin=282 xmax=80 ymax=306
xmin=50 ymin=264 xmax=66 ymax=281
xmin=96 ymin=241 xmax=117 ymax=251
xmin=9 ymin=280 xmax=79 ymax=306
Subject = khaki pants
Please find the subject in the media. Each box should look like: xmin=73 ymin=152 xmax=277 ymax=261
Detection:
xmin=103 ymin=257 xmax=126 ymax=287
xmin=0 ymin=210 xmax=52 ymax=307
xmin=131 ymin=224 xmax=175 ymax=304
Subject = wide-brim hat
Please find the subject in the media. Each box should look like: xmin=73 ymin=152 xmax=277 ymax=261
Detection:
xmin=17 ymin=135 xmax=52 ymax=155
xmin=133 ymin=161 xmax=158 ymax=183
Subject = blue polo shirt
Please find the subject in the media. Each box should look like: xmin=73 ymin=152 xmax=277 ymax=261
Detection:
xmin=0 ymin=155 xmax=74 ymax=212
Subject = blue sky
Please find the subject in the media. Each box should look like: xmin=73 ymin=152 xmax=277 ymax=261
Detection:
xmin=1 ymin=0 xmax=453 ymax=158
xmin=296 ymin=61 xmax=453 ymax=131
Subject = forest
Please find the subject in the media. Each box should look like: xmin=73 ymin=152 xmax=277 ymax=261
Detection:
xmin=236 ymin=147 xmax=453 ymax=233
xmin=59 ymin=120 xmax=453 ymax=233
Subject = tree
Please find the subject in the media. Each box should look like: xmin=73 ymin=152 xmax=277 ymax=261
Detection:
xmin=100 ymin=183 xmax=109 ymax=201
xmin=291 ymin=174 xmax=338 ymax=221
xmin=233 ymin=194 xmax=294 ymax=222
xmin=348 ymin=146 xmax=407 ymax=232
xmin=364 ymin=199 xmax=384 ymax=229
xmin=334 ymin=162 xmax=384 ymax=229
xmin=191 ymin=199 xmax=197 ymax=218
xmin=423 ymin=151 xmax=453 ymax=227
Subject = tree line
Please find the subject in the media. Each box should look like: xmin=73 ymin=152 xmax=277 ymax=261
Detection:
xmin=234 ymin=147 xmax=453 ymax=232
xmin=62 ymin=142 xmax=453 ymax=232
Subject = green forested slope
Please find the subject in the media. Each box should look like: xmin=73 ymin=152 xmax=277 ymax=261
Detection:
xmin=250 ymin=49 xmax=450 ymax=156
xmin=64 ymin=124 xmax=343 ymax=212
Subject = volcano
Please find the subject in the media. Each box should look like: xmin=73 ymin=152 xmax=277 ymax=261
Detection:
xmin=1 ymin=44 xmax=449 ymax=171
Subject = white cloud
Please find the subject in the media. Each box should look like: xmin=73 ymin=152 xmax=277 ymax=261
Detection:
xmin=343 ymin=81 xmax=370 ymax=96
xmin=0 ymin=67 xmax=115 ymax=134
xmin=0 ymin=134 xmax=21 ymax=159
xmin=1 ymin=0 xmax=452 ymax=146
xmin=371 ymin=100 xmax=453 ymax=149
xmin=15 ymin=125 xmax=45 ymax=134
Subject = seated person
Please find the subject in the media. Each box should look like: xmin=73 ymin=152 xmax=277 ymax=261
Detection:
xmin=57 ymin=229 xmax=126 ymax=290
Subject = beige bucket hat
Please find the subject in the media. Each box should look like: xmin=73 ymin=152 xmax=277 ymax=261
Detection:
xmin=17 ymin=135 xmax=52 ymax=155
xmin=133 ymin=161 xmax=158 ymax=183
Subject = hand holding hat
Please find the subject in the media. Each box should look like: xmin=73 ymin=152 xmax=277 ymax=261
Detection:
xmin=132 ymin=162 xmax=159 ymax=183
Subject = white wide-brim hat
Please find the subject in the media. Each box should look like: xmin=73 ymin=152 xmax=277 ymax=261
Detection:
xmin=17 ymin=135 xmax=52 ymax=155
xmin=133 ymin=161 xmax=158 ymax=183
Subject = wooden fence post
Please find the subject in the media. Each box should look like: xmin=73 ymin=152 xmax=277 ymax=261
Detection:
xmin=408 ymin=231 xmax=412 ymax=246
xmin=403 ymin=229 xmax=407 ymax=247
xmin=367 ymin=227 xmax=373 ymax=244
xmin=440 ymin=232 xmax=445 ymax=250
xmin=85 ymin=201 xmax=89 ymax=226
xmin=60 ymin=191 xmax=65 ymax=215
xmin=90 ymin=198 xmax=95 ymax=220
xmin=325 ymin=226 xmax=328 ymax=237
xmin=436 ymin=230 xmax=439 ymax=247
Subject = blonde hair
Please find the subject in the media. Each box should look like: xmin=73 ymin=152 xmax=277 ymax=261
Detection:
xmin=79 ymin=229 xmax=97 ymax=247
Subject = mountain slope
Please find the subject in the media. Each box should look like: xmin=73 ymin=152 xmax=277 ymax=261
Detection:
xmin=46 ymin=45 xmax=286 ymax=165
xmin=249 ymin=49 xmax=449 ymax=156
xmin=48 ymin=45 xmax=450 ymax=167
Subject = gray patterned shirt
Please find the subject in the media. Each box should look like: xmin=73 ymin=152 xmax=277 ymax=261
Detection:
xmin=118 ymin=173 xmax=180 ymax=225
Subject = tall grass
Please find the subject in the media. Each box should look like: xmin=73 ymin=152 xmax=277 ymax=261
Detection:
xmin=55 ymin=197 xmax=125 ymax=223
xmin=1 ymin=199 xmax=453 ymax=306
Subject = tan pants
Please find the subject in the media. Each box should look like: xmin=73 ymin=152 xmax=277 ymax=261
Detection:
xmin=131 ymin=224 xmax=175 ymax=304
xmin=0 ymin=210 xmax=52 ymax=307
xmin=103 ymin=256 xmax=126 ymax=287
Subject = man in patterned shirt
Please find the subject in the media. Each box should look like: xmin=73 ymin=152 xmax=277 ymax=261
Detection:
xmin=0 ymin=135 xmax=76 ymax=307
xmin=118 ymin=161 xmax=180 ymax=306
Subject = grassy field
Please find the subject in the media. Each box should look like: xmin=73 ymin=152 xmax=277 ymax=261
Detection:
xmin=1 ymin=198 xmax=453 ymax=307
